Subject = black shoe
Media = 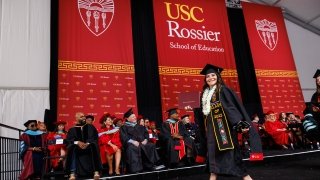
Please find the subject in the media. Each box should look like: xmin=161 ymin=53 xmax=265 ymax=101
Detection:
xmin=186 ymin=157 xmax=195 ymax=166
xmin=176 ymin=161 xmax=185 ymax=168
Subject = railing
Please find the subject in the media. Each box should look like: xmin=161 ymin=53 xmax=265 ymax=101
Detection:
xmin=0 ymin=124 xmax=23 ymax=180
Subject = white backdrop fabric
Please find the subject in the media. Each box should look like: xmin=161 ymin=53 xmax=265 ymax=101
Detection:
xmin=0 ymin=89 xmax=50 ymax=138
xmin=0 ymin=0 xmax=50 ymax=87
xmin=0 ymin=0 xmax=50 ymax=138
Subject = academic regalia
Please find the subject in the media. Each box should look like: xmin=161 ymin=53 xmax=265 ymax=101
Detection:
xmin=204 ymin=86 xmax=262 ymax=176
xmin=161 ymin=119 xmax=196 ymax=165
xmin=65 ymin=124 xmax=102 ymax=177
xmin=120 ymin=122 xmax=159 ymax=173
xmin=46 ymin=131 xmax=67 ymax=169
xmin=19 ymin=129 xmax=48 ymax=180
xmin=147 ymin=128 xmax=160 ymax=144
xmin=98 ymin=126 xmax=122 ymax=164
xmin=196 ymin=64 xmax=263 ymax=176
xmin=311 ymin=69 xmax=320 ymax=123
xmin=264 ymin=120 xmax=289 ymax=146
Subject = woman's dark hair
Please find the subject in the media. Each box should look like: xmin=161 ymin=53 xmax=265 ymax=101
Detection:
xmin=54 ymin=125 xmax=67 ymax=133
xmin=137 ymin=118 xmax=144 ymax=126
xmin=278 ymin=112 xmax=286 ymax=120
xmin=201 ymin=72 xmax=225 ymax=91
xmin=99 ymin=113 xmax=111 ymax=128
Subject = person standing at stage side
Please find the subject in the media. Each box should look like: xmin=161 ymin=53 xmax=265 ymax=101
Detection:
xmin=20 ymin=120 xmax=48 ymax=180
xmin=65 ymin=112 xmax=101 ymax=180
xmin=197 ymin=64 xmax=263 ymax=180
xmin=311 ymin=69 xmax=320 ymax=123
xmin=120 ymin=108 xmax=159 ymax=173
xmin=98 ymin=113 xmax=122 ymax=175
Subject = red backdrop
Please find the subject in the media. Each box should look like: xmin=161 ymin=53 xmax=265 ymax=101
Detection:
xmin=242 ymin=2 xmax=305 ymax=115
xmin=57 ymin=0 xmax=137 ymax=128
xmin=153 ymin=0 xmax=240 ymax=119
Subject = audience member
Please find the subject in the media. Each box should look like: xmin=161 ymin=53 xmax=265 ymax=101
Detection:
xmin=303 ymin=103 xmax=320 ymax=149
xmin=37 ymin=121 xmax=48 ymax=133
xmin=161 ymin=108 xmax=196 ymax=167
xmin=145 ymin=118 xmax=150 ymax=130
xmin=114 ymin=118 xmax=124 ymax=128
xmin=148 ymin=121 xmax=160 ymax=144
xmin=120 ymin=108 xmax=159 ymax=173
xmin=264 ymin=111 xmax=293 ymax=149
xmin=47 ymin=120 xmax=67 ymax=171
xmin=85 ymin=115 xmax=95 ymax=125
xmin=137 ymin=115 xmax=145 ymax=126
xmin=20 ymin=120 xmax=48 ymax=180
xmin=98 ymin=113 xmax=122 ymax=175
xmin=311 ymin=69 xmax=320 ymax=123
xmin=65 ymin=112 xmax=101 ymax=180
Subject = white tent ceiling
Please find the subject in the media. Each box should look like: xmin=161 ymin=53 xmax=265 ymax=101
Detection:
xmin=247 ymin=0 xmax=320 ymax=35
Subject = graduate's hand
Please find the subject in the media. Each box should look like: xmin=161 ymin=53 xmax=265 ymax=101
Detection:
xmin=132 ymin=140 xmax=140 ymax=147
xmin=141 ymin=139 xmax=148 ymax=145
xmin=172 ymin=133 xmax=183 ymax=139
xmin=78 ymin=141 xmax=87 ymax=149
xmin=33 ymin=147 xmax=42 ymax=152
xmin=111 ymin=144 xmax=118 ymax=151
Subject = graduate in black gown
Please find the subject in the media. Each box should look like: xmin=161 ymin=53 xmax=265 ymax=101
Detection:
xmin=311 ymin=69 xmax=320 ymax=123
xmin=161 ymin=108 xmax=197 ymax=168
xmin=120 ymin=108 xmax=159 ymax=173
xmin=197 ymin=64 xmax=263 ymax=180
xmin=65 ymin=112 xmax=101 ymax=180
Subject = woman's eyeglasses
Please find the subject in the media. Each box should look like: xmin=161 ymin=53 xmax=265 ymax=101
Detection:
xmin=29 ymin=124 xmax=36 ymax=128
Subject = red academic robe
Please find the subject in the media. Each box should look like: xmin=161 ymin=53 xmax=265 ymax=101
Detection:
xmin=264 ymin=120 xmax=289 ymax=146
xmin=46 ymin=131 xmax=67 ymax=168
xmin=98 ymin=127 xmax=122 ymax=164
xmin=20 ymin=132 xmax=47 ymax=180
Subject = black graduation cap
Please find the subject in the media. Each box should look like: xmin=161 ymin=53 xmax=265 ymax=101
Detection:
xmin=166 ymin=108 xmax=178 ymax=116
xmin=123 ymin=108 xmax=134 ymax=118
xmin=24 ymin=120 xmax=37 ymax=127
xmin=313 ymin=69 xmax=320 ymax=78
xmin=181 ymin=114 xmax=190 ymax=120
xmin=200 ymin=64 xmax=223 ymax=75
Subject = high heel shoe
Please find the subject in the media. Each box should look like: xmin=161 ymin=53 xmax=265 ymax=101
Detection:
xmin=93 ymin=171 xmax=100 ymax=180
xmin=69 ymin=173 xmax=76 ymax=180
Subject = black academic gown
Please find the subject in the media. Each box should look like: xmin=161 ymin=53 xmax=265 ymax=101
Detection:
xmin=161 ymin=119 xmax=196 ymax=165
xmin=65 ymin=124 xmax=101 ymax=177
xmin=120 ymin=123 xmax=159 ymax=173
xmin=197 ymin=86 xmax=262 ymax=177
xmin=311 ymin=92 xmax=320 ymax=123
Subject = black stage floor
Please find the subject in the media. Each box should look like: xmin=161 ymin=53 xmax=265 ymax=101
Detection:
xmin=49 ymin=149 xmax=320 ymax=180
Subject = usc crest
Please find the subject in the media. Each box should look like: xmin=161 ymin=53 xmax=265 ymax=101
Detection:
xmin=78 ymin=0 xmax=114 ymax=36
xmin=255 ymin=19 xmax=278 ymax=51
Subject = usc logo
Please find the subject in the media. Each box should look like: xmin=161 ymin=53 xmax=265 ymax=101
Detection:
xmin=163 ymin=1 xmax=220 ymax=42
xmin=164 ymin=2 xmax=204 ymax=22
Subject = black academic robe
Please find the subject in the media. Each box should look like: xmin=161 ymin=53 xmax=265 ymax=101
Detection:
xmin=197 ymin=86 xmax=262 ymax=177
xmin=161 ymin=120 xmax=196 ymax=165
xmin=311 ymin=92 xmax=320 ymax=123
xmin=65 ymin=124 xmax=101 ymax=177
xmin=120 ymin=123 xmax=159 ymax=173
